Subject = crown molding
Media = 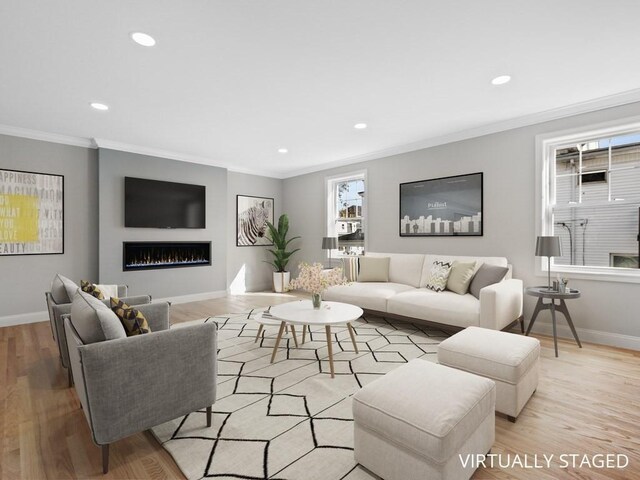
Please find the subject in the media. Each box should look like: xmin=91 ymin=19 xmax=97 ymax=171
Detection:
xmin=280 ymin=87 xmax=640 ymax=178
xmin=93 ymin=138 xmax=284 ymax=178
xmin=0 ymin=123 xmax=95 ymax=148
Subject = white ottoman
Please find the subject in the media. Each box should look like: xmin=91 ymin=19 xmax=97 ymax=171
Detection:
xmin=352 ymin=359 xmax=495 ymax=480
xmin=438 ymin=326 xmax=540 ymax=422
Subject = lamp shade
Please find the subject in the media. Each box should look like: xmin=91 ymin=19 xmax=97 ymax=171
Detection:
xmin=322 ymin=237 xmax=338 ymax=249
xmin=535 ymin=236 xmax=562 ymax=257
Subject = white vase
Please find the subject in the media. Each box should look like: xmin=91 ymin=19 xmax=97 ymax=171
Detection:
xmin=273 ymin=271 xmax=290 ymax=293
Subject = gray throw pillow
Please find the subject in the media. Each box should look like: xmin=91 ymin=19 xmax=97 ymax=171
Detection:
xmin=469 ymin=264 xmax=509 ymax=299
xmin=446 ymin=261 xmax=477 ymax=295
xmin=50 ymin=274 xmax=79 ymax=304
xmin=70 ymin=290 xmax=127 ymax=344
xmin=358 ymin=256 xmax=390 ymax=282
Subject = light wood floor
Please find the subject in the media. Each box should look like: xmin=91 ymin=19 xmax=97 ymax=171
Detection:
xmin=1 ymin=292 xmax=638 ymax=479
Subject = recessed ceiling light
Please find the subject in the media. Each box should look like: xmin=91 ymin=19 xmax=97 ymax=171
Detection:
xmin=131 ymin=32 xmax=156 ymax=47
xmin=354 ymin=123 xmax=367 ymax=129
xmin=491 ymin=75 xmax=511 ymax=85
xmin=278 ymin=148 xmax=288 ymax=154
xmin=90 ymin=102 xmax=109 ymax=111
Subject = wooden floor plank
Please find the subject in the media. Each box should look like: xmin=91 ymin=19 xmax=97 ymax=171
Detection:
xmin=1 ymin=292 xmax=639 ymax=479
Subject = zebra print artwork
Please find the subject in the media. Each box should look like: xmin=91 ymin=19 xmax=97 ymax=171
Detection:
xmin=236 ymin=195 xmax=274 ymax=246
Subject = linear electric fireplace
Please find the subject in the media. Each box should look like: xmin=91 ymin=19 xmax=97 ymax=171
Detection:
xmin=123 ymin=241 xmax=211 ymax=271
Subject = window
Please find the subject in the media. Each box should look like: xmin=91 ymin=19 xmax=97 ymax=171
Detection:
xmin=326 ymin=171 xmax=366 ymax=257
xmin=537 ymin=120 xmax=640 ymax=282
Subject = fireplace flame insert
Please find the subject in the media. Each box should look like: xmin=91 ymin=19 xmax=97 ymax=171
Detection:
xmin=123 ymin=241 xmax=211 ymax=271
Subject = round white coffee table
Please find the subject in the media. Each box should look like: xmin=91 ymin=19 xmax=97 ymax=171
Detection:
xmin=269 ymin=300 xmax=364 ymax=378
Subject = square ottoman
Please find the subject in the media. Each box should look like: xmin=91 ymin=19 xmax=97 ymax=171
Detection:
xmin=352 ymin=359 xmax=495 ymax=480
xmin=438 ymin=326 xmax=540 ymax=422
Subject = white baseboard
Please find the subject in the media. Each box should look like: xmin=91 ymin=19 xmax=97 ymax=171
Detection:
xmin=0 ymin=310 xmax=49 ymax=328
xmin=155 ymin=290 xmax=228 ymax=305
xmin=530 ymin=321 xmax=640 ymax=351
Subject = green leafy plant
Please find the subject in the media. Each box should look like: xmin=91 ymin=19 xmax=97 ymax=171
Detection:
xmin=265 ymin=214 xmax=301 ymax=272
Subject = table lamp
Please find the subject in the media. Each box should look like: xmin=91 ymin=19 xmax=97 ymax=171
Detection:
xmin=322 ymin=237 xmax=338 ymax=268
xmin=535 ymin=236 xmax=562 ymax=290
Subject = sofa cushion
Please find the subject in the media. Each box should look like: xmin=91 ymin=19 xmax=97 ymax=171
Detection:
xmin=352 ymin=359 xmax=495 ymax=464
xmin=387 ymin=289 xmax=480 ymax=328
xmin=81 ymin=280 xmax=105 ymax=300
xmin=420 ymin=255 xmax=508 ymax=287
xmin=70 ymin=290 xmax=127 ymax=344
xmin=358 ymin=256 xmax=390 ymax=282
xmin=366 ymin=252 xmax=426 ymax=287
xmin=425 ymin=260 xmax=453 ymax=292
xmin=438 ymin=326 xmax=540 ymax=384
xmin=110 ymin=297 xmax=151 ymax=336
xmin=324 ymin=282 xmax=414 ymax=312
xmin=469 ymin=264 xmax=509 ymax=299
xmin=50 ymin=273 xmax=75 ymax=304
xmin=342 ymin=257 xmax=359 ymax=282
xmin=446 ymin=261 xmax=477 ymax=295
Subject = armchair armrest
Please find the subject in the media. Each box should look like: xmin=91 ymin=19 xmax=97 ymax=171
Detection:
xmin=479 ymin=279 xmax=523 ymax=330
xmin=135 ymin=302 xmax=170 ymax=331
xmin=77 ymin=322 xmax=217 ymax=445
xmin=116 ymin=284 xmax=128 ymax=297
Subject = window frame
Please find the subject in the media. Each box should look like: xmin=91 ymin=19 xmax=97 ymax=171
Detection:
xmin=325 ymin=169 xmax=368 ymax=259
xmin=535 ymin=116 xmax=640 ymax=284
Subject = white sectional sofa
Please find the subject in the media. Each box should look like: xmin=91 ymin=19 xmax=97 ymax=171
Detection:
xmin=324 ymin=252 xmax=524 ymax=331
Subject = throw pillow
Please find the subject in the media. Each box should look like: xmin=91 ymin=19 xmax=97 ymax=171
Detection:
xmin=358 ymin=256 xmax=390 ymax=282
xmin=110 ymin=297 xmax=151 ymax=336
xmin=342 ymin=256 xmax=359 ymax=282
xmin=51 ymin=273 xmax=78 ymax=304
xmin=469 ymin=264 xmax=509 ymax=299
xmin=81 ymin=280 xmax=105 ymax=300
xmin=426 ymin=261 xmax=453 ymax=292
xmin=446 ymin=261 xmax=477 ymax=295
xmin=70 ymin=290 xmax=127 ymax=344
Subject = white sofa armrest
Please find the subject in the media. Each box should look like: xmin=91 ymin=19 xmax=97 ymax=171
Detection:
xmin=479 ymin=279 xmax=523 ymax=330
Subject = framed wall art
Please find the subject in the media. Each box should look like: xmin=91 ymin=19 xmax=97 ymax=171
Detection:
xmin=236 ymin=195 xmax=274 ymax=246
xmin=400 ymin=172 xmax=483 ymax=237
xmin=0 ymin=168 xmax=64 ymax=255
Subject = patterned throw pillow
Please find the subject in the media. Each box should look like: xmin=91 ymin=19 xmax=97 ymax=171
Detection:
xmin=110 ymin=297 xmax=151 ymax=336
xmin=80 ymin=280 xmax=105 ymax=300
xmin=342 ymin=257 xmax=359 ymax=282
xmin=426 ymin=261 xmax=453 ymax=292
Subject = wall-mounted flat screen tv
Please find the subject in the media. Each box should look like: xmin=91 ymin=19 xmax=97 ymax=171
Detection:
xmin=125 ymin=177 xmax=206 ymax=228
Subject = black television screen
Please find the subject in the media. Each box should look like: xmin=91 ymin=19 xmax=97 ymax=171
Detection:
xmin=125 ymin=177 xmax=206 ymax=228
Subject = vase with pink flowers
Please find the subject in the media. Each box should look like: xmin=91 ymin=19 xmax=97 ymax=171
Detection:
xmin=289 ymin=262 xmax=346 ymax=309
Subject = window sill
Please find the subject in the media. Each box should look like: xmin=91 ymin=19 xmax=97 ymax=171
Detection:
xmin=537 ymin=264 xmax=640 ymax=284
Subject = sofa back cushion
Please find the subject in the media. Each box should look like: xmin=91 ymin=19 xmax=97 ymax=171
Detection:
xmin=420 ymin=255 xmax=508 ymax=287
xmin=358 ymin=256 xmax=390 ymax=282
xmin=71 ymin=290 xmax=127 ymax=344
xmin=50 ymin=273 xmax=79 ymax=304
xmin=366 ymin=252 xmax=426 ymax=287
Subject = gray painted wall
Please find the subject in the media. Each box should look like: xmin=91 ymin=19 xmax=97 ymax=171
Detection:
xmin=98 ymin=149 xmax=227 ymax=299
xmin=0 ymin=134 xmax=98 ymax=318
xmin=227 ymin=172 xmax=283 ymax=292
xmin=283 ymin=102 xmax=640 ymax=342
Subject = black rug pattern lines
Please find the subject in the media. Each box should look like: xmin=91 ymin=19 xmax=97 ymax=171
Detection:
xmin=151 ymin=308 xmax=450 ymax=480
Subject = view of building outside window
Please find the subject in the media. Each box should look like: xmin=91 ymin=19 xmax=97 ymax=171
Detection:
xmin=334 ymin=178 xmax=365 ymax=256
xmin=553 ymin=133 xmax=640 ymax=269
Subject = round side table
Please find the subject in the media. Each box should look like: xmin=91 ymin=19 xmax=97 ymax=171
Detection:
xmin=525 ymin=286 xmax=582 ymax=357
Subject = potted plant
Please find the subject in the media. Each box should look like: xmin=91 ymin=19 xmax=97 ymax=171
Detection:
xmin=265 ymin=214 xmax=301 ymax=292
xmin=289 ymin=262 xmax=346 ymax=308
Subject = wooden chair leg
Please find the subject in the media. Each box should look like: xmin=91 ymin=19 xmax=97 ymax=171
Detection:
xmin=206 ymin=406 xmax=212 ymax=427
xmin=102 ymin=444 xmax=109 ymax=474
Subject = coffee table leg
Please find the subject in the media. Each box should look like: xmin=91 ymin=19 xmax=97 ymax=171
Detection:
xmin=270 ymin=321 xmax=287 ymax=363
xmin=550 ymin=301 xmax=559 ymax=357
xmin=558 ymin=300 xmax=582 ymax=348
xmin=302 ymin=325 xmax=307 ymax=344
xmin=255 ymin=324 xmax=264 ymax=343
xmin=347 ymin=323 xmax=359 ymax=353
xmin=526 ymin=298 xmax=544 ymax=336
xmin=325 ymin=325 xmax=335 ymax=378
xmin=290 ymin=325 xmax=299 ymax=348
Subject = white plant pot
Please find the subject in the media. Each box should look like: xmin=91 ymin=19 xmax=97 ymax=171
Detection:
xmin=273 ymin=271 xmax=290 ymax=293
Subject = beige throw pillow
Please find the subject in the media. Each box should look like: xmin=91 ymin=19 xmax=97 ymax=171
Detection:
xmin=446 ymin=261 xmax=477 ymax=295
xmin=358 ymin=256 xmax=390 ymax=282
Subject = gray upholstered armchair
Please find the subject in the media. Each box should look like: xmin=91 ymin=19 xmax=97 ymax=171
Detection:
xmin=63 ymin=301 xmax=217 ymax=474
xmin=45 ymin=285 xmax=152 ymax=386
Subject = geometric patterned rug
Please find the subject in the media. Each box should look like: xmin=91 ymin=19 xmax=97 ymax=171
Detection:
xmin=150 ymin=307 xmax=450 ymax=480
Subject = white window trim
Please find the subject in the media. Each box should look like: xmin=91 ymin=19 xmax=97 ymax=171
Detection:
xmin=325 ymin=169 xmax=368 ymax=259
xmin=535 ymin=115 xmax=640 ymax=284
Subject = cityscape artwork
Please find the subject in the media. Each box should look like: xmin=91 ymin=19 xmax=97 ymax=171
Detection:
xmin=399 ymin=172 xmax=483 ymax=236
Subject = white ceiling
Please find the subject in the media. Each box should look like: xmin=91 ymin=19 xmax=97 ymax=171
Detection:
xmin=2 ymin=1 xmax=640 ymax=178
